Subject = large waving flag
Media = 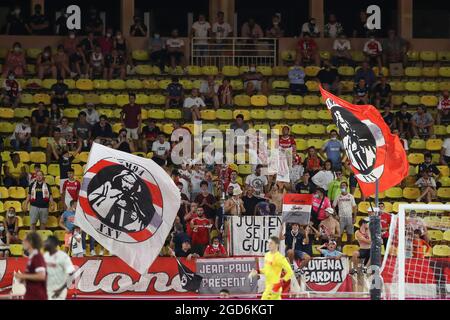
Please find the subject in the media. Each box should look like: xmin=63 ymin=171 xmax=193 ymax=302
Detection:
xmin=75 ymin=143 xmax=180 ymax=274
xmin=319 ymin=86 xmax=408 ymax=197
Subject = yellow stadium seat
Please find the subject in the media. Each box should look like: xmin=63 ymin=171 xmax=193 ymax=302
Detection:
xmin=149 ymin=94 xmax=165 ymax=105
xmin=250 ymin=109 xmax=266 ymax=120
xmin=438 ymin=165 xmax=449 ymax=177
xmin=305 ymin=66 xmax=320 ymax=77
xmin=41 ymin=79 xmax=56 ymax=89
xmin=202 ymin=66 xmax=219 ymax=76
xmin=440 ymin=82 xmax=450 ymax=91
xmin=305 ymin=80 xmax=319 ymax=92
xmin=426 ymin=139 xmax=443 ymax=151
xmin=428 ymin=230 xmax=443 ymax=241
xmin=4 ymin=200 xmax=21 ymax=213
xmin=286 ymin=95 xmax=303 ymax=105
xmin=307 ymin=124 xmax=326 ymax=135
xmin=351 ymin=51 xmax=365 ymax=62
xmin=443 ymin=229 xmax=450 ymax=241
xmin=141 ymin=79 xmax=158 ymax=89
xmin=420 ymin=95 xmax=439 ymax=108
xmin=405 ymin=81 xmax=421 ymax=92
xmin=165 ymin=109 xmax=182 ymax=120
xmin=406 ymin=50 xmax=419 ymax=61
xmin=295 ymin=139 xmax=308 ymax=151
xmin=9 ymin=244 xmax=23 ymax=257
xmin=0 ymin=122 xmax=14 ymax=133
xmin=132 ymin=50 xmax=149 ymax=61
xmin=200 ymin=110 xmax=216 ymax=120
xmin=26 ymin=48 xmax=42 ymax=59
xmin=14 ymin=108 xmax=31 ymax=118
xmin=235 ymin=95 xmax=251 ymax=107
xmin=389 ymin=81 xmax=404 ymax=92
xmin=268 ymin=95 xmax=285 ymax=106
xmin=186 ymin=65 xmax=202 ymax=76
xmin=291 ymin=124 xmax=308 ymax=135
xmin=0 ymin=202 xmax=4 ymax=214
xmin=178 ymin=79 xmax=192 ymax=90
xmin=343 ymin=245 xmax=359 ymax=256
xmin=266 ymin=110 xmax=283 ymax=120
xmin=251 ymin=95 xmax=268 ymax=107
xmin=432 ymin=245 xmax=450 ymax=257
xmin=420 ymin=51 xmax=437 ymax=62
xmin=0 ymin=108 xmax=14 ymax=119
xmin=438 ymin=51 xmax=450 ymax=62
xmin=37 ymin=230 xmax=53 ymax=241
xmin=0 ymin=187 xmax=9 ymax=200
xmin=272 ymin=66 xmax=288 ymax=76
xmin=340 ymin=80 xmax=353 ymax=92
xmin=230 ymin=79 xmax=243 ymax=90
xmin=112 ymin=123 xmax=123 ymax=134
xmin=386 ymin=187 xmax=403 ymax=199
xmin=33 ymin=93 xmax=51 ymax=105
xmin=53 ymin=230 xmax=66 ymax=242
xmin=307 ymin=139 xmax=324 ymax=149
xmin=135 ymin=65 xmax=153 ymax=75
xmin=109 ymin=79 xmax=126 ymax=90
xmin=439 ymin=67 xmax=450 ymax=77
xmin=62 ymin=108 xmax=79 ymax=119
xmin=76 ymin=79 xmax=93 ymax=90
xmin=283 ymin=109 xmax=301 ymax=120
xmin=326 ymin=124 xmax=337 ymax=133
xmin=408 ymin=153 xmax=424 ymax=165
xmin=434 ymin=125 xmax=447 ymax=136
xmin=338 ymin=66 xmax=355 ymax=77
xmin=126 ymin=79 xmax=143 ymax=90
xmin=8 ymin=187 xmax=26 ymax=200
xmin=99 ymin=93 xmax=116 ymax=105
xmin=421 ymin=81 xmax=438 ymax=92
xmin=391 ymin=95 xmax=403 ymax=105
xmin=422 ymin=67 xmax=438 ymax=77
xmin=45 ymin=175 xmax=55 ymax=186
xmin=67 ymin=94 xmax=84 ymax=105
xmin=222 ymin=65 xmax=239 ymax=77
xmin=301 ymin=110 xmax=318 ymax=120
xmin=410 ymin=139 xmax=426 ymax=150
xmin=29 ymin=151 xmax=46 ymax=163
xmin=404 ymin=67 xmax=422 ymax=77
xmin=216 ymin=109 xmax=233 ymax=120
xmin=253 ymin=124 xmax=270 ymax=132
xmin=256 ymin=66 xmax=272 ymax=76
xmin=63 ymin=79 xmax=75 ymax=89
xmin=148 ymin=109 xmax=164 ymax=120
xmin=317 ymin=110 xmax=332 ymax=120
xmin=238 ymin=164 xmax=252 ymax=175
xmin=232 ymin=110 xmax=251 ymax=121
xmin=402 ymin=187 xmax=420 ymax=200
xmin=403 ymin=95 xmax=420 ymax=105
xmin=319 ymin=50 xmax=331 ymax=60
xmin=372 ymin=66 xmax=389 ymax=77
xmin=357 ymin=201 xmax=371 ymax=214
xmin=437 ymin=188 xmax=450 ymax=199
xmin=84 ymin=93 xmax=99 ymax=104
xmin=271 ymin=80 xmax=290 ymax=90
xmin=304 ymin=95 xmax=320 ymax=106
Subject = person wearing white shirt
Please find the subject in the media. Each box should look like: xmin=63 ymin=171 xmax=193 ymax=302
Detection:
xmin=301 ymin=18 xmax=320 ymax=37
xmin=81 ymin=103 xmax=100 ymax=126
xmin=44 ymin=236 xmax=75 ymax=300
xmin=332 ymin=33 xmax=353 ymax=66
xmin=311 ymin=160 xmax=335 ymax=191
xmin=440 ymin=137 xmax=450 ymax=165
xmin=191 ymin=13 xmax=211 ymax=53
xmin=212 ymin=11 xmax=232 ymax=43
xmin=363 ymin=35 xmax=383 ymax=70
xmin=152 ymin=133 xmax=171 ymax=167
xmin=183 ymin=88 xmax=205 ymax=121
xmin=245 ymin=165 xmax=268 ymax=198
xmin=166 ymin=29 xmax=185 ymax=69
xmin=11 ymin=116 xmax=32 ymax=152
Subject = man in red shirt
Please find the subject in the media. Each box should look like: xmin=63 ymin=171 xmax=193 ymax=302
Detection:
xmin=203 ymin=236 xmax=227 ymax=258
xmin=190 ymin=207 xmax=212 ymax=256
xmin=378 ymin=202 xmax=392 ymax=248
xmin=15 ymin=232 xmax=47 ymax=300
xmin=3 ymin=71 xmax=21 ymax=107
xmin=296 ymin=32 xmax=320 ymax=66
xmin=62 ymin=169 xmax=81 ymax=210
xmin=120 ymin=92 xmax=142 ymax=146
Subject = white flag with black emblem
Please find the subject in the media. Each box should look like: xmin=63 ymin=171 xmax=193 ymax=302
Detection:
xmin=74 ymin=143 xmax=181 ymax=274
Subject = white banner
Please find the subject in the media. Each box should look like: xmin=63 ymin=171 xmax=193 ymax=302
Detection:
xmin=75 ymin=143 xmax=180 ymax=274
xmin=228 ymin=216 xmax=284 ymax=256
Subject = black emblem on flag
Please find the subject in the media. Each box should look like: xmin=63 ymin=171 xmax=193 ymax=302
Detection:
xmin=87 ymin=164 xmax=157 ymax=233
xmin=176 ymin=258 xmax=203 ymax=292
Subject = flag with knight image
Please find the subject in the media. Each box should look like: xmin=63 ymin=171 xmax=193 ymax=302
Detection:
xmin=74 ymin=143 xmax=181 ymax=274
xmin=319 ymin=86 xmax=408 ymax=197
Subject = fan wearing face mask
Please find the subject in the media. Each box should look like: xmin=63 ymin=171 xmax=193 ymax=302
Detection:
xmin=203 ymin=237 xmax=227 ymax=258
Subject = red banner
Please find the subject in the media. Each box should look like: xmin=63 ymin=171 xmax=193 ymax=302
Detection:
xmin=0 ymin=257 xmax=196 ymax=298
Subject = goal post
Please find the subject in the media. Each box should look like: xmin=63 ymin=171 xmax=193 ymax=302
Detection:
xmin=381 ymin=203 xmax=450 ymax=300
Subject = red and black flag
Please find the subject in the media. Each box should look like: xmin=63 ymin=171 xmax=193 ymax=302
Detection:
xmin=319 ymin=86 xmax=408 ymax=197
xmin=176 ymin=258 xmax=203 ymax=292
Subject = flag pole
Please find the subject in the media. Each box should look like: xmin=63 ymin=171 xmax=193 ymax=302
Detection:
xmin=369 ymin=179 xmax=382 ymax=300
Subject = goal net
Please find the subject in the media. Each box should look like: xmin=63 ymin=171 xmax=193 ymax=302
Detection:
xmin=381 ymin=204 xmax=450 ymax=300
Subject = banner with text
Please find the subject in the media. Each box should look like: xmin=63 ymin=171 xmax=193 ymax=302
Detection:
xmin=302 ymin=257 xmax=353 ymax=293
xmin=227 ymin=215 xmax=284 ymax=256
xmin=197 ymin=257 xmax=258 ymax=295
xmin=282 ymin=194 xmax=313 ymax=225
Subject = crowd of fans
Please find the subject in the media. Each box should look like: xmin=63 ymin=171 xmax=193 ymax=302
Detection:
xmin=0 ymin=7 xmax=448 ymax=279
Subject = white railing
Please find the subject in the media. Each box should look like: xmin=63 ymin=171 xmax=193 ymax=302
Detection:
xmin=191 ymin=37 xmax=278 ymax=67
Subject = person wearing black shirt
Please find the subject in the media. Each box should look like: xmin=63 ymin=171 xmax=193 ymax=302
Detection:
xmin=280 ymin=223 xmax=311 ymax=271
xmin=92 ymin=115 xmax=114 ymax=146
xmin=382 ymin=104 xmax=395 ymax=129
xmin=175 ymin=239 xmax=199 ymax=259
xmin=85 ymin=8 xmax=104 ymax=36
xmin=114 ymin=129 xmax=135 ymax=153
xmin=372 ymin=77 xmax=392 ymax=108
xmin=242 ymin=187 xmax=263 ymax=216
xmin=25 ymin=171 xmax=53 ymax=231
xmin=50 ymin=77 xmax=69 ymax=107
xmin=129 ymin=16 xmax=148 ymax=37
xmin=171 ymin=222 xmax=191 ymax=256
xmin=295 ymin=172 xmax=316 ymax=194
xmin=317 ymin=60 xmax=341 ymax=95
xmin=141 ymin=119 xmax=161 ymax=153
xmin=31 ymin=102 xmax=50 ymax=137
xmin=80 ymin=32 xmax=99 ymax=60
xmin=395 ymin=103 xmax=412 ymax=139
xmin=418 ymin=153 xmax=441 ymax=183
xmin=353 ymin=78 xmax=369 ymax=105
xmin=27 ymin=4 xmax=50 ymax=35
xmin=5 ymin=6 xmax=28 ymax=35
xmin=55 ymin=7 xmax=69 ymax=35
xmin=104 ymin=49 xmax=126 ymax=80
xmin=59 ymin=150 xmax=75 ymax=183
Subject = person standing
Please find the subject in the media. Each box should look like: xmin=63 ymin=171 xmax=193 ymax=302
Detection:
xmin=333 ymin=182 xmax=357 ymax=239
xmin=24 ymin=171 xmax=53 ymax=231
xmin=15 ymin=232 xmax=47 ymax=300
xmin=350 ymin=219 xmax=371 ymax=274
xmin=120 ymin=92 xmax=142 ymax=147
xmin=190 ymin=207 xmax=212 ymax=256
xmin=43 ymin=236 xmax=75 ymax=300
xmin=249 ymin=236 xmax=293 ymax=300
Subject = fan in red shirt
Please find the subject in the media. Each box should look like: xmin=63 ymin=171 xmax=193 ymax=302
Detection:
xmin=184 ymin=203 xmax=199 ymax=238
xmin=377 ymin=202 xmax=392 ymax=248
xmin=203 ymin=237 xmax=228 ymax=258
xmin=190 ymin=207 xmax=212 ymax=256
xmin=279 ymin=126 xmax=297 ymax=151
xmin=296 ymin=32 xmax=320 ymax=65
xmin=15 ymin=232 xmax=47 ymax=300
xmin=412 ymin=229 xmax=432 ymax=259
xmin=62 ymin=169 xmax=81 ymax=209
